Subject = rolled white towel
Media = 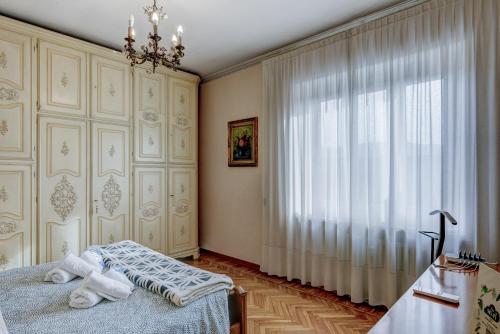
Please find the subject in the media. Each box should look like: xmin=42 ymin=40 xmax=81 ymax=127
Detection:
xmin=69 ymin=287 xmax=103 ymax=309
xmin=83 ymin=271 xmax=132 ymax=301
xmin=44 ymin=267 xmax=77 ymax=284
xmin=80 ymin=250 xmax=105 ymax=271
xmin=44 ymin=250 xmax=104 ymax=284
xmin=103 ymin=269 xmax=135 ymax=291
xmin=61 ymin=253 xmax=101 ymax=278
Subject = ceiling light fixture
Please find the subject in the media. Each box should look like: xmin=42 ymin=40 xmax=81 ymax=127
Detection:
xmin=124 ymin=0 xmax=185 ymax=73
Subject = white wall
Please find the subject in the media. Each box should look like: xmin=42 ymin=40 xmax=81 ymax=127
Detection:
xmin=199 ymin=64 xmax=263 ymax=264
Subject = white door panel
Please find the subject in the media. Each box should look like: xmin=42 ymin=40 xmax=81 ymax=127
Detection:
xmin=134 ymin=68 xmax=165 ymax=162
xmin=45 ymin=122 xmax=82 ymax=177
xmin=167 ymin=167 xmax=197 ymax=254
xmin=0 ymin=164 xmax=33 ymax=270
xmin=45 ymin=219 xmax=82 ymax=261
xmin=0 ymin=28 xmax=32 ymax=159
xmin=92 ymin=122 xmax=130 ymax=245
xmin=139 ymin=217 xmax=162 ymax=252
xmin=0 ymin=233 xmax=24 ymax=271
xmin=39 ymin=116 xmax=87 ymax=263
xmin=91 ymin=55 xmax=130 ymax=122
xmin=134 ymin=166 xmax=165 ymax=252
xmin=39 ymin=41 xmax=86 ymax=116
xmin=168 ymin=78 xmax=196 ymax=164
xmin=97 ymin=215 xmax=127 ymax=245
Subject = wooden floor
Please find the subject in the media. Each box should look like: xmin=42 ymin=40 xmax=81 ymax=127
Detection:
xmin=185 ymin=251 xmax=386 ymax=334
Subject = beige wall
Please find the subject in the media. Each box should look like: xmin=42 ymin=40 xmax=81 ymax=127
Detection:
xmin=199 ymin=64 xmax=263 ymax=265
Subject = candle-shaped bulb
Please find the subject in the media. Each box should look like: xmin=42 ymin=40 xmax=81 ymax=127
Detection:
xmin=128 ymin=15 xmax=135 ymax=39
xmin=151 ymin=11 xmax=159 ymax=25
xmin=177 ymin=25 xmax=183 ymax=37
xmin=172 ymin=34 xmax=179 ymax=46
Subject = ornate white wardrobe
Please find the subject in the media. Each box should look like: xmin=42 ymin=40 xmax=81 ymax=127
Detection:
xmin=0 ymin=15 xmax=199 ymax=271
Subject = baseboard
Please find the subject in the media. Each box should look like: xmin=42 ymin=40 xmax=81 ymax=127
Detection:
xmin=200 ymin=248 xmax=260 ymax=271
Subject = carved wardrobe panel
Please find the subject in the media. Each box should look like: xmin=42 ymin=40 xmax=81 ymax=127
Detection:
xmin=39 ymin=41 xmax=87 ymax=117
xmin=91 ymin=122 xmax=130 ymax=245
xmin=38 ymin=116 xmax=87 ymax=263
xmin=91 ymin=55 xmax=130 ymax=122
xmin=0 ymin=28 xmax=32 ymax=159
xmin=0 ymin=15 xmax=201 ymax=269
xmin=167 ymin=166 xmax=197 ymax=255
xmin=0 ymin=165 xmax=33 ymax=271
xmin=133 ymin=167 xmax=165 ymax=253
xmin=168 ymin=77 xmax=196 ymax=165
xmin=134 ymin=68 xmax=165 ymax=163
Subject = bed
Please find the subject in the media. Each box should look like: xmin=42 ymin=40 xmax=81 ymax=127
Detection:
xmin=0 ymin=262 xmax=247 ymax=334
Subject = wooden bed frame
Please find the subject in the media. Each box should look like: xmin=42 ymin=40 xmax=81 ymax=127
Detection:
xmin=194 ymin=249 xmax=251 ymax=333
xmin=229 ymin=285 xmax=247 ymax=334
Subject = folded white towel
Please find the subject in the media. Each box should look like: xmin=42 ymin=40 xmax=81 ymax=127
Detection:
xmin=69 ymin=287 xmax=103 ymax=309
xmin=44 ymin=267 xmax=77 ymax=284
xmin=103 ymin=269 xmax=135 ymax=291
xmin=61 ymin=253 xmax=101 ymax=278
xmin=83 ymin=271 xmax=132 ymax=301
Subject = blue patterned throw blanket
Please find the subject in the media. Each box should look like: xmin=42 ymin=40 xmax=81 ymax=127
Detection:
xmin=96 ymin=240 xmax=234 ymax=306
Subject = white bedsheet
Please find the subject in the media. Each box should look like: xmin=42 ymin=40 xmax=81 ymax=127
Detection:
xmin=0 ymin=309 xmax=8 ymax=334
xmin=0 ymin=263 xmax=230 ymax=334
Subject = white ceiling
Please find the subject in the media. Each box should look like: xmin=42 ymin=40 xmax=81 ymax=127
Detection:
xmin=0 ymin=0 xmax=399 ymax=77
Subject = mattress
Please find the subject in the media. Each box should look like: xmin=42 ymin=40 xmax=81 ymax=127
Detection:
xmin=0 ymin=263 xmax=230 ymax=334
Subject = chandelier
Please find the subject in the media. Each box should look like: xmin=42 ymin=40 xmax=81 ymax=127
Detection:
xmin=124 ymin=0 xmax=185 ymax=73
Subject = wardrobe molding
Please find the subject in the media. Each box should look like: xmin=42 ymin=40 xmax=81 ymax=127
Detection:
xmin=0 ymin=15 xmax=200 ymax=271
xmin=0 ymin=15 xmax=199 ymax=83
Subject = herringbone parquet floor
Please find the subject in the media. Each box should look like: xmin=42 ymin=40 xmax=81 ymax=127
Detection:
xmin=185 ymin=252 xmax=386 ymax=334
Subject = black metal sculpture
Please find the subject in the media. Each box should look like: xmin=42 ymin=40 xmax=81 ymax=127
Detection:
xmin=419 ymin=210 xmax=458 ymax=264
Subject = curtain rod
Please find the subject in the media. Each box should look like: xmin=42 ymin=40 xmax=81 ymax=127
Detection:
xmin=201 ymin=0 xmax=428 ymax=83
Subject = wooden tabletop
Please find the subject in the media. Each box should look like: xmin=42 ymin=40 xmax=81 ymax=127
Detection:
xmin=369 ymin=256 xmax=499 ymax=334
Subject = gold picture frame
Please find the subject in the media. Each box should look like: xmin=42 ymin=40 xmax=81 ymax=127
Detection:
xmin=228 ymin=117 xmax=258 ymax=167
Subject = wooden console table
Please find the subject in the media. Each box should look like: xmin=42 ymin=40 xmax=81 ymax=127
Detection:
xmin=369 ymin=256 xmax=499 ymax=334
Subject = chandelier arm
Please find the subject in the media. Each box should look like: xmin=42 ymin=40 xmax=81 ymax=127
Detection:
xmin=134 ymin=57 xmax=148 ymax=65
xmin=161 ymin=57 xmax=175 ymax=69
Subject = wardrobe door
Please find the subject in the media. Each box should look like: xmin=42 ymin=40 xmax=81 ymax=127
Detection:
xmin=133 ymin=167 xmax=165 ymax=253
xmin=167 ymin=167 xmax=197 ymax=255
xmin=39 ymin=116 xmax=87 ymax=263
xmin=91 ymin=55 xmax=130 ymax=122
xmin=134 ymin=68 xmax=165 ymax=163
xmin=0 ymin=165 xmax=33 ymax=271
xmin=0 ymin=28 xmax=32 ymax=160
xmin=91 ymin=122 xmax=130 ymax=245
xmin=168 ymin=77 xmax=196 ymax=165
xmin=39 ymin=41 xmax=87 ymax=117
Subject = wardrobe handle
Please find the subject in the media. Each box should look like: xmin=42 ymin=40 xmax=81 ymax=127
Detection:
xmin=94 ymin=200 xmax=98 ymax=214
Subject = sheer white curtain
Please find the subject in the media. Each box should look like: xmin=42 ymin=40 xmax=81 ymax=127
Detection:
xmin=262 ymin=0 xmax=499 ymax=307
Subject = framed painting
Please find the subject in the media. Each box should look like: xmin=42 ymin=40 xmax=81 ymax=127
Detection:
xmin=228 ymin=117 xmax=258 ymax=167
